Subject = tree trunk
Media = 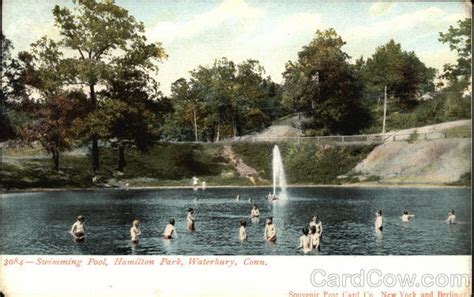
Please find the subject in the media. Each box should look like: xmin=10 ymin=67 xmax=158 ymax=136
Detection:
xmin=232 ymin=116 xmax=237 ymax=138
xmin=215 ymin=122 xmax=220 ymax=142
xmin=90 ymin=84 xmax=100 ymax=172
xmin=193 ymin=105 xmax=198 ymax=143
xmin=52 ymin=147 xmax=60 ymax=171
xmin=117 ymin=142 xmax=126 ymax=172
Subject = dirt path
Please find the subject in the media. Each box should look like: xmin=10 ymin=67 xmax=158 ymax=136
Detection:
xmin=222 ymin=145 xmax=258 ymax=178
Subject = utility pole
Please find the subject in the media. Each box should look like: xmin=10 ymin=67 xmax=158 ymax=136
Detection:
xmin=382 ymin=85 xmax=387 ymax=137
xmin=312 ymin=72 xmax=319 ymax=110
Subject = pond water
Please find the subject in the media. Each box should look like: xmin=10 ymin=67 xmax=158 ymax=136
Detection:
xmin=0 ymin=187 xmax=471 ymax=255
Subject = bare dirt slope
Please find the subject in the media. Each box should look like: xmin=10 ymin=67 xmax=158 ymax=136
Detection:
xmin=355 ymin=120 xmax=471 ymax=184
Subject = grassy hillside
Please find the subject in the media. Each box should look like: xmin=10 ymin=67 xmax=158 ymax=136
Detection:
xmin=232 ymin=143 xmax=375 ymax=184
xmin=1 ymin=142 xmax=375 ymax=189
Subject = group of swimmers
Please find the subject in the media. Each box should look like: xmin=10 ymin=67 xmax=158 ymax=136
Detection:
xmin=373 ymin=208 xmax=456 ymax=231
xmin=69 ymin=201 xmax=458 ymax=250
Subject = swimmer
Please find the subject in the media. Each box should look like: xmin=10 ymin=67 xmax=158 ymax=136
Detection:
xmin=239 ymin=220 xmax=247 ymax=242
xmin=446 ymin=209 xmax=456 ymax=224
xmin=192 ymin=176 xmax=199 ymax=190
xmin=298 ymin=227 xmax=312 ymax=253
xmin=130 ymin=219 xmax=141 ymax=244
xmin=163 ymin=219 xmax=177 ymax=239
xmin=309 ymin=225 xmax=320 ymax=251
xmin=187 ymin=208 xmax=196 ymax=231
xmin=309 ymin=215 xmax=323 ymax=237
xmin=401 ymin=210 xmax=415 ymax=222
xmin=70 ymin=215 xmax=86 ymax=242
xmin=250 ymin=204 xmax=260 ymax=218
xmin=375 ymin=210 xmax=383 ymax=230
xmin=264 ymin=217 xmax=277 ymax=243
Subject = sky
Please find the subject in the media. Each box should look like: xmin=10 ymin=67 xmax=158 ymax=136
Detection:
xmin=2 ymin=0 xmax=472 ymax=95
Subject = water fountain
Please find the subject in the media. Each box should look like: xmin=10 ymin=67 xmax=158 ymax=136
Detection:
xmin=272 ymin=145 xmax=287 ymax=200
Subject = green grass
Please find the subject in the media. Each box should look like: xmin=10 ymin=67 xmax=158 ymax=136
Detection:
xmin=232 ymin=142 xmax=375 ymax=184
xmin=2 ymin=140 xmax=468 ymax=189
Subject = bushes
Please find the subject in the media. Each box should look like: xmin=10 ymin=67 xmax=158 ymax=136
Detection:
xmin=116 ymin=143 xmax=227 ymax=180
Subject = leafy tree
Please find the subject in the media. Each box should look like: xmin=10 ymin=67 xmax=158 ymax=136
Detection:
xmin=100 ymin=43 xmax=165 ymax=171
xmin=19 ymin=92 xmax=88 ymax=171
xmin=51 ymin=0 xmax=166 ymax=172
xmin=234 ymin=60 xmax=275 ymax=135
xmin=362 ymin=39 xmax=436 ymax=110
xmin=282 ymin=29 xmax=369 ymax=135
xmin=166 ymin=58 xmax=281 ymax=141
xmin=439 ymin=17 xmax=471 ymax=81
xmin=0 ymin=34 xmax=17 ymax=140
xmin=74 ymin=98 xmax=158 ymax=172
xmin=14 ymin=37 xmax=89 ymax=171
xmin=170 ymin=78 xmax=205 ymax=142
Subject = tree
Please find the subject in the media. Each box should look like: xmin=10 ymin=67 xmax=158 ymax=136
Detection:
xmin=74 ymin=98 xmax=158 ymax=172
xmin=0 ymin=34 xmax=17 ymax=140
xmin=234 ymin=60 xmax=274 ymax=135
xmin=12 ymin=36 xmax=89 ymax=171
xmin=170 ymin=78 xmax=204 ymax=142
xmin=98 ymin=41 xmax=165 ymax=171
xmin=362 ymin=40 xmax=436 ymax=110
xmin=282 ymin=29 xmax=369 ymax=135
xmin=19 ymin=92 xmax=88 ymax=171
xmin=439 ymin=17 xmax=471 ymax=81
xmin=165 ymin=58 xmax=282 ymax=142
xmin=51 ymin=0 xmax=166 ymax=172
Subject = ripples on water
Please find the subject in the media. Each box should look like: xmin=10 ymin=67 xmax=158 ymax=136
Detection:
xmin=0 ymin=187 xmax=471 ymax=255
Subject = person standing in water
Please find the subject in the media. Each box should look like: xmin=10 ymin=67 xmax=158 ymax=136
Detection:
xmin=130 ymin=219 xmax=141 ymax=244
xmin=239 ymin=220 xmax=247 ymax=242
xmin=401 ymin=210 xmax=415 ymax=222
xmin=298 ymin=227 xmax=312 ymax=253
xmin=70 ymin=215 xmax=86 ymax=242
xmin=187 ymin=208 xmax=196 ymax=231
xmin=446 ymin=209 xmax=456 ymax=224
xmin=309 ymin=215 xmax=323 ymax=239
xmin=236 ymin=195 xmax=240 ymax=201
xmin=192 ymin=177 xmax=199 ymax=190
xmin=163 ymin=219 xmax=177 ymax=239
xmin=375 ymin=210 xmax=383 ymax=230
xmin=264 ymin=217 xmax=277 ymax=243
xmin=250 ymin=204 xmax=260 ymax=218
xmin=309 ymin=225 xmax=320 ymax=251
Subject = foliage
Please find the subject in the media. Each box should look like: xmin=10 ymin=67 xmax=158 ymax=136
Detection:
xmin=165 ymin=58 xmax=282 ymax=141
xmin=1 ymin=34 xmax=23 ymax=140
xmin=361 ymin=39 xmax=436 ymax=110
xmin=439 ymin=17 xmax=471 ymax=81
xmin=282 ymin=29 xmax=370 ymax=135
xmin=50 ymin=0 xmax=166 ymax=171
xmin=18 ymin=92 xmax=88 ymax=170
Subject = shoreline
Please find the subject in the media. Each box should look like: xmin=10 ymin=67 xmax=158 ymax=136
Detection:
xmin=1 ymin=182 xmax=470 ymax=194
